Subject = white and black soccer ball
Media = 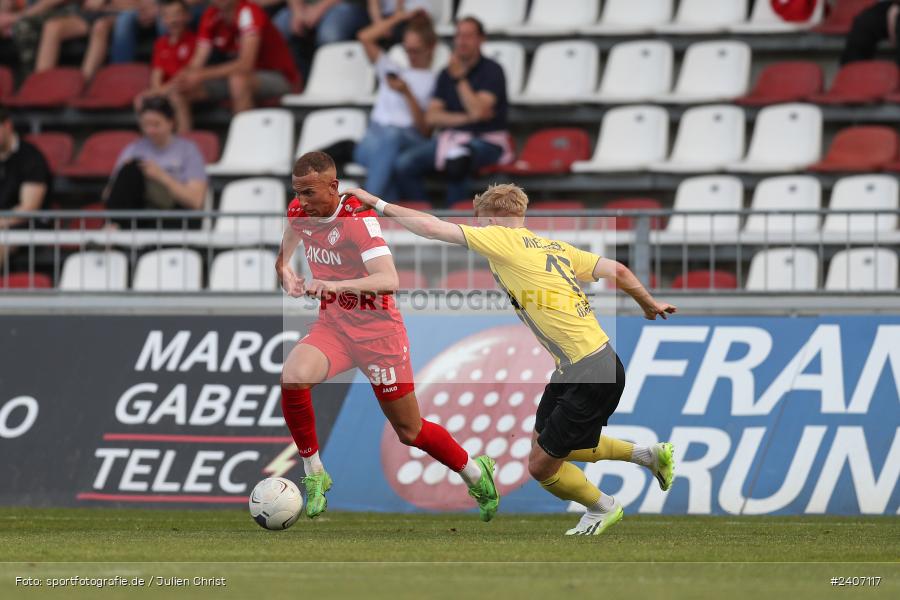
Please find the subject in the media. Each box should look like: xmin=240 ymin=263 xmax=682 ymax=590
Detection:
xmin=249 ymin=477 xmax=303 ymax=530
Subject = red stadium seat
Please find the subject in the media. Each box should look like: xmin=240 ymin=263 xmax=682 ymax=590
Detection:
xmin=494 ymin=128 xmax=590 ymax=175
xmin=382 ymin=200 xmax=432 ymax=230
xmin=599 ymin=198 xmax=664 ymax=231
xmin=59 ymin=131 xmax=140 ymax=178
xmin=0 ymin=273 xmax=53 ymax=289
xmin=807 ymin=126 xmax=898 ymax=172
xmin=69 ymin=63 xmax=150 ymax=109
xmin=814 ymin=0 xmax=877 ymax=34
xmin=25 ymin=132 xmax=74 ymax=174
xmin=735 ymin=61 xmax=824 ymax=106
xmin=66 ymin=202 xmax=107 ymax=231
xmin=183 ymin=130 xmax=221 ymax=164
xmin=4 ymin=68 xmax=83 ymax=109
xmin=0 ymin=65 xmax=13 ymax=100
xmin=526 ymin=200 xmax=587 ymax=231
xmin=808 ymin=61 xmax=899 ymax=104
xmin=397 ymin=269 xmax=428 ymax=289
xmin=671 ymin=270 xmax=739 ymax=290
xmin=439 ymin=269 xmax=497 ymax=290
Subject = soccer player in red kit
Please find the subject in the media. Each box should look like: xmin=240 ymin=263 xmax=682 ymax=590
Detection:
xmin=276 ymin=152 xmax=499 ymax=520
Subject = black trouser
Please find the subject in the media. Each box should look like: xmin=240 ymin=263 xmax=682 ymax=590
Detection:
xmin=106 ymin=162 xmax=198 ymax=229
xmin=841 ymin=1 xmax=900 ymax=65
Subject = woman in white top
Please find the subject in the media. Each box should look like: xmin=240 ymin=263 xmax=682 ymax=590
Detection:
xmin=353 ymin=7 xmax=437 ymax=200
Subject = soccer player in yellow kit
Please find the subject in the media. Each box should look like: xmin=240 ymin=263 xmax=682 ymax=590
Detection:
xmin=349 ymin=183 xmax=677 ymax=536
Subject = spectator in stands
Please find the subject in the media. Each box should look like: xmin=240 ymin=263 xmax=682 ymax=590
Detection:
xmin=135 ymin=0 xmax=195 ymax=133
xmin=273 ymin=0 xmax=369 ymax=47
xmin=1 ymin=0 xmax=79 ymax=69
xmin=0 ymin=104 xmax=51 ymax=261
xmin=173 ymin=0 xmax=299 ymax=113
xmin=841 ymin=0 xmax=900 ymax=64
xmin=372 ymin=0 xmax=440 ymax=45
xmin=393 ymin=16 xmax=511 ymax=205
xmin=108 ymin=0 xmax=205 ymax=65
xmin=104 ymin=95 xmax=207 ymax=227
xmin=353 ymin=8 xmax=435 ymax=200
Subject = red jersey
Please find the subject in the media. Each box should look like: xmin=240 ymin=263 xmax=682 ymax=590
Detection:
xmin=196 ymin=1 xmax=300 ymax=86
xmin=287 ymin=195 xmax=406 ymax=341
xmin=151 ymin=31 xmax=196 ymax=82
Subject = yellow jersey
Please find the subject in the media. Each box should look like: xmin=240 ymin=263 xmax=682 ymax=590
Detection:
xmin=459 ymin=224 xmax=609 ymax=367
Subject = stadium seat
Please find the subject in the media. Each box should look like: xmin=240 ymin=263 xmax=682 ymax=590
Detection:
xmin=807 ymin=126 xmax=898 ymax=172
xmin=0 ymin=65 xmax=13 ymax=100
xmin=4 ymin=67 xmax=83 ymax=108
xmin=206 ymin=109 xmax=294 ymax=176
xmin=69 ymin=63 xmax=150 ymax=109
xmin=0 ymin=272 xmax=53 ymax=289
xmin=439 ymin=269 xmax=497 ymax=290
xmin=735 ymin=61 xmax=824 ymax=106
xmin=808 ymin=61 xmax=899 ymax=104
xmin=64 ymin=202 xmax=107 ymax=232
xmin=672 ymin=270 xmax=739 ymax=289
xmin=730 ymin=0 xmax=824 ymax=32
xmin=593 ymin=40 xmax=673 ymax=103
xmin=215 ymin=178 xmax=286 ymax=245
xmin=432 ymin=0 xmax=453 ymax=32
xmin=58 ymin=131 xmax=140 ymax=178
xmin=823 ymin=175 xmax=898 ymax=233
xmin=652 ymin=40 xmax=751 ymax=104
xmin=599 ymin=198 xmax=664 ymax=231
xmin=504 ymin=0 xmax=600 ymax=36
xmin=571 ymin=105 xmax=668 ymax=173
xmin=444 ymin=0 xmax=527 ymax=34
xmin=514 ymin=40 xmax=599 ymax=104
xmin=183 ymin=130 xmax=221 ymax=164
xmin=582 ymin=0 xmax=673 ymax=35
xmin=743 ymin=175 xmax=822 ymax=233
xmin=727 ymin=103 xmax=822 ymax=172
xmin=481 ymin=41 xmax=526 ymax=98
xmin=495 ymin=128 xmax=590 ymax=175
xmin=133 ymin=249 xmax=203 ymax=292
xmin=814 ymin=0 xmax=877 ymax=34
xmin=387 ymin=42 xmax=451 ymax=72
xmin=746 ymin=248 xmax=820 ymax=291
xmin=59 ymin=250 xmax=128 ymax=291
xmin=281 ymin=42 xmax=374 ymax=106
xmin=655 ymin=0 xmax=748 ymax=34
xmin=209 ymin=249 xmax=278 ymax=291
xmin=664 ymin=176 xmax=743 ymax=235
xmin=825 ymin=248 xmax=898 ymax=291
xmin=295 ymin=108 xmax=367 ymax=157
xmin=649 ymin=105 xmax=745 ymax=173
xmin=526 ymin=200 xmax=588 ymax=231
xmin=26 ymin=132 xmax=74 ymax=174
xmin=396 ymin=269 xmax=428 ymax=289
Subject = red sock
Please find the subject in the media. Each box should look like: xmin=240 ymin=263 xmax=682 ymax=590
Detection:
xmin=281 ymin=386 xmax=319 ymax=457
xmin=412 ymin=419 xmax=468 ymax=472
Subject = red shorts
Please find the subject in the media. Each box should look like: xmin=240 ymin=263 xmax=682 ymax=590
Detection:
xmin=299 ymin=323 xmax=415 ymax=402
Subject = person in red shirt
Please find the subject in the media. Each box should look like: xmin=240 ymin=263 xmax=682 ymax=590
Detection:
xmin=276 ymin=151 xmax=499 ymax=521
xmin=172 ymin=0 xmax=299 ymax=113
xmin=134 ymin=0 xmax=196 ymax=133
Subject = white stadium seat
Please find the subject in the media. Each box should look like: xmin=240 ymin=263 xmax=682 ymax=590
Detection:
xmin=728 ymin=103 xmax=822 ymax=173
xmin=593 ymin=40 xmax=673 ymax=103
xmin=281 ymin=42 xmax=374 ymax=107
xmin=215 ymin=178 xmax=286 ymax=246
xmin=746 ymin=248 xmax=819 ymax=291
xmin=432 ymin=0 xmax=454 ymax=32
xmin=653 ymin=40 xmax=751 ymax=104
xmin=448 ymin=0 xmax=527 ymax=34
xmin=656 ymin=0 xmax=748 ymax=34
xmin=730 ymin=0 xmax=825 ymax=33
xmin=649 ymin=105 xmax=745 ymax=173
xmin=514 ymin=40 xmax=599 ymax=104
xmin=206 ymin=109 xmax=294 ymax=176
xmin=504 ymin=0 xmax=600 ymax=36
xmin=744 ymin=176 xmax=821 ymax=234
xmin=582 ymin=0 xmax=673 ymax=35
xmin=823 ymin=175 xmax=899 ymax=234
xmin=482 ymin=41 xmax=526 ymax=98
xmin=665 ymin=175 xmax=744 ymax=235
xmin=210 ymin=249 xmax=279 ymax=291
xmin=296 ymin=108 xmax=367 ymax=158
xmin=387 ymin=41 xmax=451 ymax=73
xmin=133 ymin=249 xmax=203 ymax=292
xmin=571 ymin=105 xmax=668 ymax=173
xmin=59 ymin=250 xmax=128 ymax=291
xmin=825 ymin=248 xmax=898 ymax=291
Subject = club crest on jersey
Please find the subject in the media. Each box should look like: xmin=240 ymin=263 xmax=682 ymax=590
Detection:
xmin=327 ymin=227 xmax=340 ymax=246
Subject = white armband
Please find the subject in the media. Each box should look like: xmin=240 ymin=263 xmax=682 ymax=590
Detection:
xmin=374 ymin=199 xmax=389 ymax=215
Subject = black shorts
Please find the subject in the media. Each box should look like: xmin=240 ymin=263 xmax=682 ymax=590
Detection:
xmin=535 ymin=344 xmax=626 ymax=459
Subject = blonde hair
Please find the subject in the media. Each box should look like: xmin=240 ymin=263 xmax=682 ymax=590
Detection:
xmin=473 ymin=183 xmax=529 ymax=217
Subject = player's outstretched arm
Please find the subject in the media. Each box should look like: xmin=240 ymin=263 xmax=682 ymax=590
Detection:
xmin=593 ymin=258 xmax=677 ymax=320
xmin=347 ymin=188 xmax=467 ymax=246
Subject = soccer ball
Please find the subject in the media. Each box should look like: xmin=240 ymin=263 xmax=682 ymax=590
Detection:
xmin=249 ymin=477 xmax=303 ymax=530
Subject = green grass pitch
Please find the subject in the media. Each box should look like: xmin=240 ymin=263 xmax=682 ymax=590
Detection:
xmin=1 ymin=509 xmax=897 ymax=600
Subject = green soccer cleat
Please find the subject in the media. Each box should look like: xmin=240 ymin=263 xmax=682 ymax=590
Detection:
xmin=302 ymin=471 xmax=333 ymax=519
xmin=467 ymin=455 xmax=500 ymax=522
xmin=651 ymin=442 xmax=675 ymax=492
xmin=565 ymin=502 xmax=624 ymax=536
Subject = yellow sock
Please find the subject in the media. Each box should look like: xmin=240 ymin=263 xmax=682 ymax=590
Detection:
xmin=539 ymin=462 xmax=602 ymax=507
xmin=565 ymin=435 xmax=634 ymax=463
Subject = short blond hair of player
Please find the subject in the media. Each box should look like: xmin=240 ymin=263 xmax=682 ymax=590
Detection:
xmin=349 ymin=183 xmax=677 ymax=536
